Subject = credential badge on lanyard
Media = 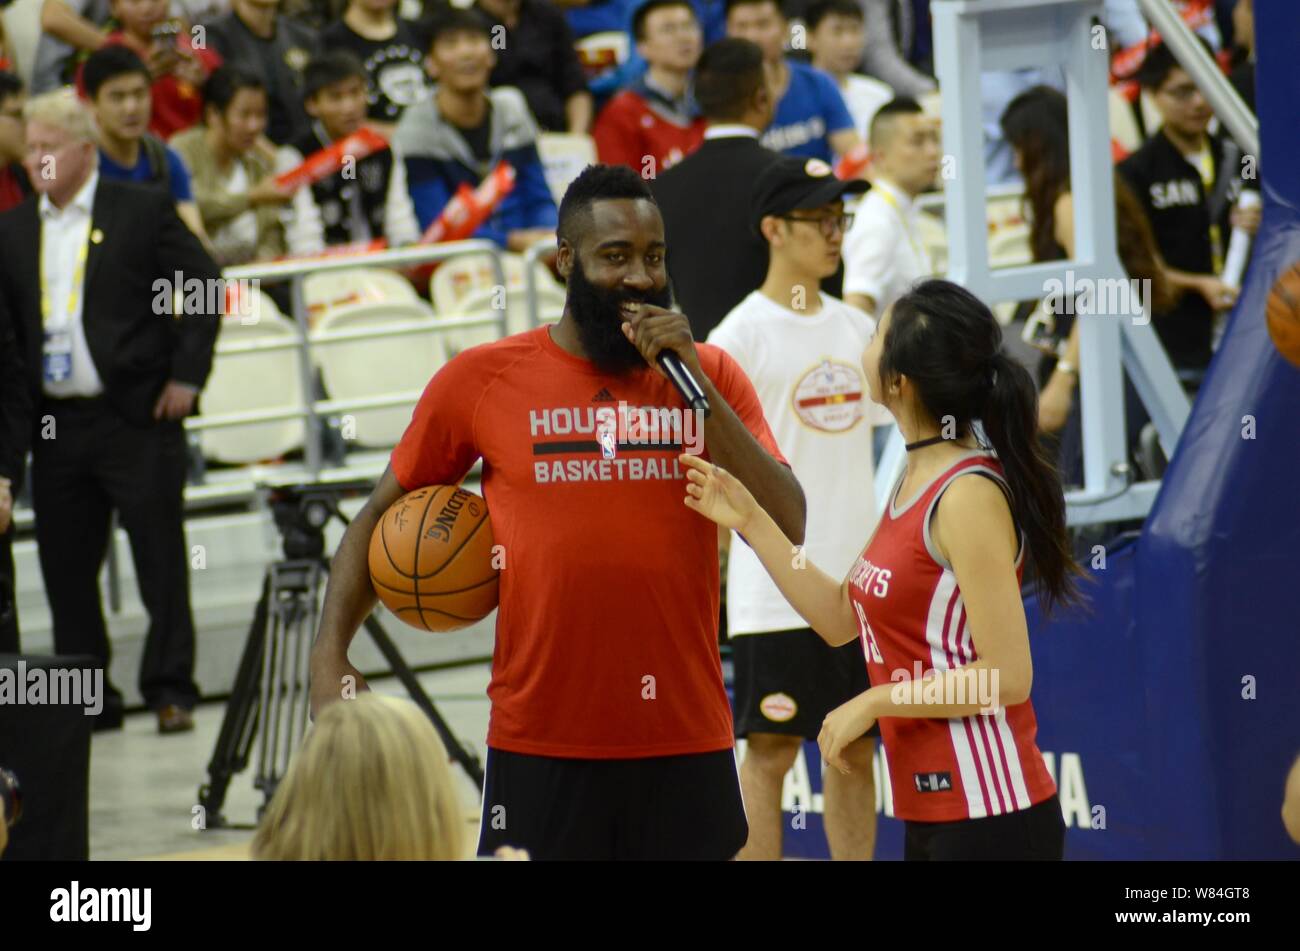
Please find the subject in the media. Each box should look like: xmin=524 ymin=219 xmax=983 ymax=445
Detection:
xmin=40 ymin=221 xmax=93 ymax=385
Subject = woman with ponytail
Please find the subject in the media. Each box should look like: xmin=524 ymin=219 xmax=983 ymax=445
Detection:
xmin=679 ymin=279 xmax=1081 ymax=860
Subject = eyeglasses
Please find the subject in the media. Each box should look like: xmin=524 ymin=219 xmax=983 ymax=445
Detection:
xmin=778 ymin=212 xmax=854 ymax=238
xmin=1159 ymin=83 xmax=1203 ymax=103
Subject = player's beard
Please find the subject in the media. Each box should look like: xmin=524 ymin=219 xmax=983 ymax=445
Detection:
xmin=566 ymin=257 xmax=675 ymax=375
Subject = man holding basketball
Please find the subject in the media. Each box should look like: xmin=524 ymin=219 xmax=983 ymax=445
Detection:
xmin=310 ymin=163 xmax=806 ymax=860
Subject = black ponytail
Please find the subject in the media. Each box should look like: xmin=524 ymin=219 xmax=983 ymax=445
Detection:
xmin=982 ymin=349 xmax=1082 ymax=612
xmin=882 ymin=280 xmax=1083 ymax=613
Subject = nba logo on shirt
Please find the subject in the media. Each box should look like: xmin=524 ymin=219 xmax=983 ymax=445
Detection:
xmin=599 ymin=426 xmax=617 ymax=459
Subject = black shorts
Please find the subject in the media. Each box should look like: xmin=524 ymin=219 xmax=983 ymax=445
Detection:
xmin=476 ymin=747 xmax=748 ymax=860
xmin=903 ymin=795 xmax=1066 ymax=861
xmin=731 ymin=627 xmax=880 ymax=741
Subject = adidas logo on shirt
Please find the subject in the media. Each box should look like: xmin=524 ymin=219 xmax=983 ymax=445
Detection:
xmin=914 ymin=772 xmax=953 ymax=793
xmin=591 ymin=388 xmax=616 ymax=402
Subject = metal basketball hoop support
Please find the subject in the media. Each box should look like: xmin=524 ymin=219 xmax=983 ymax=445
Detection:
xmin=876 ymin=0 xmax=1195 ymax=527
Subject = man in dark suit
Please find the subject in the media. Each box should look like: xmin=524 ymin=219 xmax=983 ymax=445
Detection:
xmin=0 ymin=89 xmax=222 ymax=733
xmin=650 ymin=38 xmax=781 ymax=341
xmin=0 ymin=291 xmax=32 ymax=654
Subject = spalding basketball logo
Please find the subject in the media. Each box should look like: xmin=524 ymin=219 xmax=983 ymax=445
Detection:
xmin=760 ymin=692 xmax=798 ymax=722
xmin=425 ymin=489 xmax=471 ymax=543
xmin=792 ymin=360 xmax=865 ymax=432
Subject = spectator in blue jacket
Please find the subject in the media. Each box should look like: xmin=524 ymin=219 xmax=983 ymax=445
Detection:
xmin=393 ymin=7 xmax=557 ymax=251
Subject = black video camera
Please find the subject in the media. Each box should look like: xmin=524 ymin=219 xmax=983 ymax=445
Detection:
xmin=263 ymin=478 xmax=376 ymax=561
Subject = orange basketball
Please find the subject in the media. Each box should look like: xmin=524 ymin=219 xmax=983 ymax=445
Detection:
xmin=368 ymin=485 xmax=499 ymax=632
xmin=1266 ymin=261 xmax=1300 ymax=369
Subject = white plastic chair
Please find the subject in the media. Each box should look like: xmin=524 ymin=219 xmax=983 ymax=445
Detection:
xmin=1138 ymin=89 xmax=1162 ymax=138
xmin=989 ymin=222 xmax=1033 ymax=268
xmin=537 ymin=133 xmax=598 ymax=206
xmin=914 ymin=211 xmax=948 ymax=275
xmin=198 ymin=292 xmax=306 ymax=464
xmin=1109 ymin=86 xmax=1142 ymax=156
xmin=313 ymin=300 xmax=448 ymax=449
xmin=429 ymin=252 xmax=525 ymax=314
xmin=0 ymin=0 xmax=42 ymax=86
xmin=575 ymin=31 xmax=630 ymax=77
xmin=449 ymin=278 xmax=567 ymax=341
xmin=303 ymin=267 xmax=418 ymax=325
xmin=431 ymin=252 xmax=566 ymax=342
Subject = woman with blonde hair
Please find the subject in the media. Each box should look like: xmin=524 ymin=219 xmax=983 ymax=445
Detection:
xmin=252 ymin=693 xmax=467 ymax=860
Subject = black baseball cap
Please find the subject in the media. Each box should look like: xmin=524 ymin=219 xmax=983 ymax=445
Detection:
xmin=751 ymin=156 xmax=869 ymax=235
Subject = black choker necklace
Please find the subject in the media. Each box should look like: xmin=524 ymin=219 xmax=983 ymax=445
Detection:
xmin=905 ymin=435 xmax=949 ymax=452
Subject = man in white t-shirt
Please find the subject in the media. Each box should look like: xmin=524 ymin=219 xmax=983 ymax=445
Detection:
xmin=708 ymin=154 xmax=890 ymax=860
xmin=842 ymin=96 xmax=940 ymax=318
xmin=805 ymin=0 xmax=893 ymax=140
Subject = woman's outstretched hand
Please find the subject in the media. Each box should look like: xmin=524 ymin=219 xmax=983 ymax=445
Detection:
xmin=679 ymin=453 xmax=761 ymax=534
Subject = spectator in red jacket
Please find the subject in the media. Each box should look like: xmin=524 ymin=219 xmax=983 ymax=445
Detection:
xmin=592 ymin=0 xmax=706 ymax=176
xmin=78 ymin=0 xmax=222 ymax=139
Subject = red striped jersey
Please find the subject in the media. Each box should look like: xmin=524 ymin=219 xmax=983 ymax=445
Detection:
xmin=847 ymin=452 xmax=1057 ymax=822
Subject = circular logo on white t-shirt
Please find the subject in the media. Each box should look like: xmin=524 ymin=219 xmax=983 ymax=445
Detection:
xmin=792 ymin=360 xmax=866 ymax=432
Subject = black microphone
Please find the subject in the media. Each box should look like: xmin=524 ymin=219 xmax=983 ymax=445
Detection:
xmin=658 ymin=350 xmax=711 ymax=418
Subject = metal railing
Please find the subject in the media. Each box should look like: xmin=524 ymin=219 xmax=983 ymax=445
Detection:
xmin=523 ymin=236 xmax=561 ymax=329
xmin=914 ymin=182 xmax=1025 ymax=219
xmin=189 ymin=240 xmax=509 ymax=478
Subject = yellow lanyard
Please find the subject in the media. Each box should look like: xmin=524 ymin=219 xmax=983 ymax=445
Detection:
xmin=39 ymin=216 xmax=92 ymax=328
xmin=1192 ymin=148 xmax=1223 ymax=273
xmin=877 ymin=187 xmax=925 ymax=263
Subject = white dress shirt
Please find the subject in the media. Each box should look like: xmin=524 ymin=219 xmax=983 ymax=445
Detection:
xmin=842 ymin=177 xmax=935 ymax=316
xmin=702 ymin=124 xmax=760 ymax=141
xmin=39 ymin=169 xmax=105 ymax=397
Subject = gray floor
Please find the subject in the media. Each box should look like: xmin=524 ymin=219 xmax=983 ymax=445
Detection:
xmin=89 ymin=663 xmax=492 ymax=860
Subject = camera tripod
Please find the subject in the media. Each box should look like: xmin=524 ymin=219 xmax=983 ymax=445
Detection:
xmin=197 ymin=480 xmax=485 ymax=829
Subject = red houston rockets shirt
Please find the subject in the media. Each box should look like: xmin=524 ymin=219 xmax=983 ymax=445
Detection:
xmin=391 ymin=326 xmax=788 ymax=758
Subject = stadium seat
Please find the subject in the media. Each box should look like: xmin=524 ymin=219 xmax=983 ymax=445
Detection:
xmin=449 ymin=278 xmax=567 ymax=342
xmin=537 ymin=133 xmax=598 ymax=206
xmin=575 ymin=31 xmax=630 ymax=83
xmin=0 ymin=0 xmax=42 ymax=85
xmin=303 ymin=266 xmax=419 ymax=325
xmin=312 ymin=300 xmax=448 ymax=449
xmin=1138 ymin=88 xmax=1162 ymax=137
xmin=989 ymin=222 xmax=1032 ymax=267
xmin=195 ymin=293 xmax=307 ymax=464
xmin=430 ymin=252 xmax=566 ymax=343
xmin=1109 ymin=86 xmax=1143 ymax=155
xmin=985 ymin=194 xmax=1025 ymax=231
xmin=429 ymin=252 xmax=524 ymax=314
xmin=914 ymin=211 xmax=948 ymax=275
xmin=987 ymin=224 xmax=1034 ymax=325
